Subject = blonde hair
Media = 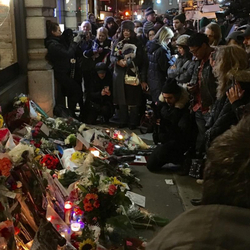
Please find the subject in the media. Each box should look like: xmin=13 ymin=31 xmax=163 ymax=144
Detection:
xmin=213 ymin=45 xmax=248 ymax=98
xmin=97 ymin=27 xmax=108 ymax=39
xmin=205 ymin=22 xmax=222 ymax=46
xmin=153 ymin=26 xmax=174 ymax=44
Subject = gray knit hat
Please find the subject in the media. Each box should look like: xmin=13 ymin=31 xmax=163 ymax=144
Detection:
xmin=143 ymin=21 xmax=154 ymax=35
xmin=176 ymin=34 xmax=190 ymax=46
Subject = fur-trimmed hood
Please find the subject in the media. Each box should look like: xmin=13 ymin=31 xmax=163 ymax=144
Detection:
xmin=159 ymin=85 xmax=190 ymax=109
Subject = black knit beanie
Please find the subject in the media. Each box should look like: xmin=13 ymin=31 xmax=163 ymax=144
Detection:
xmin=173 ymin=13 xmax=186 ymax=24
xmin=162 ymin=79 xmax=181 ymax=94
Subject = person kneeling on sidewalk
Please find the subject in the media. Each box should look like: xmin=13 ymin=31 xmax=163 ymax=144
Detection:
xmin=147 ymin=78 xmax=192 ymax=172
xmin=85 ymin=62 xmax=113 ymax=124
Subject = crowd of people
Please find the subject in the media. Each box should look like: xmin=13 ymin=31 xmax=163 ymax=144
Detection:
xmin=44 ymin=7 xmax=250 ymax=179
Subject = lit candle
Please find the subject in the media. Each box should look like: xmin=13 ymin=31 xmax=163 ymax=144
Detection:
xmin=91 ymin=150 xmax=100 ymax=157
xmin=64 ymin=201 xmax=73 ymax=225
xmin=71 ymin=222 xmax=81 ymax=232
xmin=118 ymin=134 xmax=123 ymax=140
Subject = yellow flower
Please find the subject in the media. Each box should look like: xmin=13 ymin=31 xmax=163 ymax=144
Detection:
xmin=0 ymin=115 xmax=3 ymax=128
xmin=71 ymin=151 xmax=85 ymax=162
xmin=20 ymin=96 xmax=28 ymax=103
xmin=34 ymin=155 xmax=42 ymax=161
xmin=79 ymin=238 xmax=96 ymax=250
xmin=112 ymin=177 xmax=125 ymax=187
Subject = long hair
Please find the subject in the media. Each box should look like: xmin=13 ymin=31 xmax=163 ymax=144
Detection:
xmin=46 ymin=20 xmax=59 ymax=36
xmin=118 ymin=29 xmax=137 ymax=43
xmin=152 ymin=26 xmax=174 ymax=44
xmin=213 ymin=45 xmax=248 ymax=98
xmin=205 ymin=22 xmax=222 ymax=46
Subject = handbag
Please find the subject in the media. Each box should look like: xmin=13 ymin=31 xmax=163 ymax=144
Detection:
xmin=125 ymin=61 xmax=140 ymax=86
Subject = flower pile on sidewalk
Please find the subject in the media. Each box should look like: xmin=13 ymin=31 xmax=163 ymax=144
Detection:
xmin=0 ymin=94 xmax=168 ymax=250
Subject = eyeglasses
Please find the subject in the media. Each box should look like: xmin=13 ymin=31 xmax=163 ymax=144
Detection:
xmin=190 ymin=46 xmax=201 ymax=55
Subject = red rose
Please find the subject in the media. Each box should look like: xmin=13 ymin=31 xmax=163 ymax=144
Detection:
xmin=108 ymin=184 xmax=117 ymax=196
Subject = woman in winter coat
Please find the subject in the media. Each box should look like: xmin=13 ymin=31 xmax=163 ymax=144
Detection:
xmin=92 ymin=27 xmax=112 ymax=66
xmin=168 ymin=34 xmax=195 ymax=85
xmin=146 ymin=26 xmax=175 ymax=103
xmin=205 ymin=45 xmax=250 ymax=147
xmin=44 ymin=20 xmax=83 ymax=118
xmin=110 ymin=20 xmax=148 ymax=129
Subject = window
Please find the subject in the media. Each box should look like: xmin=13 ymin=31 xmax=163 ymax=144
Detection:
xmin=169 ymin=0 xmax=173 ymax=5
xmin=0 ymin=0 xmax=17 ymax=70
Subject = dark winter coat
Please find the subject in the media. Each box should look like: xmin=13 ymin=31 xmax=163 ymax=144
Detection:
xmin=146 ymin=204 xmax=250 ymax=250
xmin=167 ymin=56 xmax=195 ymax=84
xmin=88 ymin=71 xmax=113 ymax=105
xmin=190 ymin=59 xmax=217 ymax=109
xmin=205 ymin=72 xmax=250 ymax=146
xmin=44 ymin=35 xmax=76 ymax=73
xmin=91 ymin=38 xmax=111 ymax=65
xmin=75 ymin=34 xmax=96 ymax=72
xmin=157 ymin=86 xmax=191 ymax=146
xmin=146 ymin=40 xmax=172 ymax=102
xmin=110 ymin=37 xmax=147 ymax=106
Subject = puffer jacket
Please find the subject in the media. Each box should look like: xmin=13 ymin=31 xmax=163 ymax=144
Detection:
xmin=44 ymin=35 xmax=76 ymax=73
xmin=190 ymin=59 xmax=217 ymax=109
xmin=146 ymin=40 xmax=172 ymax=102
xmin=168 ymin=56 xmax=195 ymax=84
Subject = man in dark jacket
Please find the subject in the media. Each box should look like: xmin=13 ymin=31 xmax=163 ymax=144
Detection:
xmin=187 ymin=33 xmax=217 ymax=156
xmin=147 ymin=78 xmax=191 ymax=172
xmin=146 ymin=115 xmax=250 ymax=250
xmin=85 ymin=62 xmax=113 ymax=124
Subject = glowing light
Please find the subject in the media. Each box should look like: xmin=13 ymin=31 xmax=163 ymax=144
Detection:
xmin=66 ymin=0 xmax=70 ymax=3
xmin=91 ymin=150 xmax=100 ymax=157
xmin=106 ymin=129 xmax=110 ymax=133
xmin=47 ymin=216 xmax=52 ymax=221
xmin=156 ymin=0 xmax=161 ymax=3
xmin=64 ymin=201 xmax=73 ymax=210
xmin=100 ymin=13 xmax=105 ymax=20
xmin=134 ymin=11 xmax=137 ymax=15
xmin=125 ymin=11 xmax=130 ymax=16
xmin=0 ymin=0 xmax=10 ymax=6
xmin=61 ymin=232 xmax=66 ymax=238
xmin=118 ymin=134 xmax=123 ymax=140
xmin=137 ymin=15 xmax=142 ymax=20
xmin=71 ymin=222 xmax=81 ymax=232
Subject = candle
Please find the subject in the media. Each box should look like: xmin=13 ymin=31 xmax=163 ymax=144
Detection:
xmin=91 ymin=150 xmax=100 ymax=157
xmin=118 ymin=134 xmax=123 ymax=140
xmin=64 ymin=201 xmax=73 ymax=225
xmin=71 ymin=222 xmax=81 ymax=232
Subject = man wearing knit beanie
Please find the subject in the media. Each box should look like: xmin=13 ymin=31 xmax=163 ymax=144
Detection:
xmin=173 ymin=13 xmax=194 ymax=36
xmin=143 ymin=7 xmax=156 ymax=24
xmin=146 ymin=78 xmax=191 ymax=172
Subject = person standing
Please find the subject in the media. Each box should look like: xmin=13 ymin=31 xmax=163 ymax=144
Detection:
xmin=110 ymin=20 xmax=148 ymax=129
xmin=146 ymin=26 xmax=174 ymax=103
xmin=45 ymin=21 xmax=83 ymax=118
xmin=187 ymin=33 xmax=217 ymax=156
